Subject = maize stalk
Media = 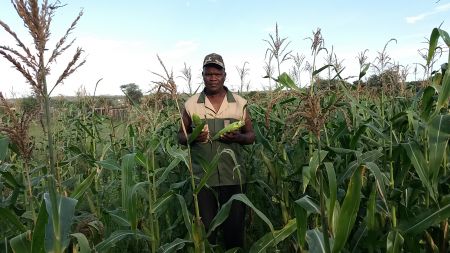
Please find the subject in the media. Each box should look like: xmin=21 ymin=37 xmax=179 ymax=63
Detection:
xmin=211 ymin=120 xmax=244 ymax=141
xmin=188 ymin=113 xmax=207 ymax=144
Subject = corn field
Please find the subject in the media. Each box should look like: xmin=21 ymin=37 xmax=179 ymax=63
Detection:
xmin=1 ymin=1 xmax=450 ymax=253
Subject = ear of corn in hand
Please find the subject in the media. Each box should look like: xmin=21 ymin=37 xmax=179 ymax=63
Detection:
xmin=188 ymin=113 xmax=207 ymax=144
xmin=211 ymin=120 xmax=244 ymax=141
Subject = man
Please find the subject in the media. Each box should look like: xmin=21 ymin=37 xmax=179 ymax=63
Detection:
xmin=178 ymin=53 xmax=255 ymax=249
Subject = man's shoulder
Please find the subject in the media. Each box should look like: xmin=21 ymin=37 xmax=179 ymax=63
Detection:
xmin=185 ymin=93 xmax=201 ymax=105
xmin=230 ymin=92 xmax=247 ymax=104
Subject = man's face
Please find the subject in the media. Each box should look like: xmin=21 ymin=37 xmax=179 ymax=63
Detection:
xmin=202 ymin=65 xmax=226 ymax=94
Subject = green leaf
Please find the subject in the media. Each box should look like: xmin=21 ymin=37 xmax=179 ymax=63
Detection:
xmin=399 ymin=202 xmax=450 ymax=234
xmin=303 ymin=150 xmax=328 ymax=192
xmin=427 ymin=28 xmax=440 ymax=65
xmin=121 ymin=153 xmax=136 ymax=211
xmin=70 ymin=233 xmax=91 ymax=253
xmin=386 ymin=231 xmax=404 ymax=253
xmin=106 ymin=210 xmax=131 ymax=227
xmin=165 ymin=144 xmax=190 ymax=169
xmin=276 ymin=72 xmax=299 ymax=91
xmin=152 ymin=190 xmax=174 ymax=214
xmin=0 ymin=164 xmax=22 ymax=189
xmin=421 ymin=86 xmax=436 ymax=120
xmin=294 ymin=201 xmax=308 ymax=248
xmin=249 ymin=219 xmax=297 ymax=253
xmin=427 ymin=28 xmax=450 ymax=64
xmin=359 ymin=63 xmax=370 ymax=80
xmin=261 ymin=151 xmax=277 ymax=182
xmin=95 ymin=230 xmax=150 ymax=252
xmin=188 ymin=120 xmax=206 ymax=144
xmin=295 ymin=195 xmax=320 ymax=214
xmin=155 ymin=158 xmax=181 ymax=188
xmin=0 ymin=207 xmax=27 ymax=233
xmin=127 ymin=181 xmax=149 ymax=230
xmin=225 ymin=248 xmax=241 ymax=253
xmin=436 ymin=68 xmax=450 ymax=112
xmin=339 ymin=150 xmax=383 ymax=183
xmin=176 ymin=194 xmax=192 ymax=238
xmin=44 ymin=193 xmax=78 ymax=252
xmin=31 ymin=200 xmax=48 ymax=253
xmin=332 ymin=166 xmax=363 ymax=253
xmin=366 ymin=185 xmax=377 ymax=231
xmin=157 ymin=238 xmax=191 ymax=253
xmin=294 ymin=196 xmax=319 ymax=249
xmin=253 ymin=121 xmax=275 ymax=154
xmin=209 ymin=194 xmax=273 ymax=237
xmin=96 ymin=159 xmax=121 ymax=171
xmin=313 ymin=64 xmax=333 ymax=77
xmin=325 ymin=162 xmax=337 ymax=230
xmin=10 ymin=230 xmax=31 ymax=253
xmin=70 ymin=170 xmax=96 ymax=200
xmin=365 ymin=162 xmax=389 ymax=212
xmin=350 ymin=125 xmax=368 ymax=149
xmin=0 ymin=136 xmax=9 ymax=161
xmin=402 ymin=141 xmax=435 ymax=201
xmin=306 ymin=229 xmax=331 ymax=253
xmin=194 ymin=149 xmax=239 ymax=194
xmin=428 ymin=114 xmax=450 ymax=189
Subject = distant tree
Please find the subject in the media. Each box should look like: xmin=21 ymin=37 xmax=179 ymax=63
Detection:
xmin=367 ymin=74 xmax=381 ymax=87
xmin=21 ymin=95 xmax=40 ymax=113
xmin=120 ymin=83 xmax=143 ymax=105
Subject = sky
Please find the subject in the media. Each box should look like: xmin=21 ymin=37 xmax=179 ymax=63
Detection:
xmin=0 ymin=0 xmax=449 ymax=97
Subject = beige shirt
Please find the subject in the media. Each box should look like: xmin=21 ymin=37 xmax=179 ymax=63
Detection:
xmin=184 ymin=88 xmax=247 ymax=186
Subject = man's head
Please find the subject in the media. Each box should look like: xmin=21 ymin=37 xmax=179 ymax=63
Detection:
xmin=202 ymin=53 xmax=226 ymax=94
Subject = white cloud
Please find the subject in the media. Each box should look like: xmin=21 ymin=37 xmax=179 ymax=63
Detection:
xmin=406 ymin=13 xmax=429 ymax=24
xmin=435 ymin=3 xmax=450 ymax=11
xmin=406 ymin=3 xmax=450 ymax=24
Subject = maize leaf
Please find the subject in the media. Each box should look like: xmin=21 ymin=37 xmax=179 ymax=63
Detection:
xmin=332 ymin=166 xmax=363 ymax=253
xmin=31 ymin=199 xmax=48 ymax=253
xmin=10 ymin=231 xmax=31 ymax=253
xmin=387 ymin=231 xmax=404 ymax=253
xmin=70 ymin=233 xmax=91 ymax=253
xmin=188 ymin=113 xmax=206 ymax=144
xmin=158 ymin=238 xmax=191 ymax=253
xmin=249 ymin=219 xmax=296 ymax=253
xmin=95 ymin=230 xmax=150 ymax=252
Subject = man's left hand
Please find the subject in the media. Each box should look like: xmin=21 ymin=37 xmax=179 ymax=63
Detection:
xmin=220 ymin=131 xmax=243 ymax=143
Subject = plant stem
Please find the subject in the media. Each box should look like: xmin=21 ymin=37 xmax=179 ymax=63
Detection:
xmin=317 ymin=136 xmax=331 ymax=253
xmin=42 ymin=77 xmax=62 ymax=253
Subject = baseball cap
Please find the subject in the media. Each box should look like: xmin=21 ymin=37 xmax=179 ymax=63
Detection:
xmin=203 ymin=53 xmax=225 ymax=69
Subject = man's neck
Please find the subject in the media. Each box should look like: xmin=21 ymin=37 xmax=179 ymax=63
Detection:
xmin=205 ymin=87 xmax=226 ymax=98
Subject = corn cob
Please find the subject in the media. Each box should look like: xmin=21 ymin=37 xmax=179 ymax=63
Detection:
xmin=211 ymin=120 xmax=244 ymax=141
xmin=192 ymin=113 xmax=203 ymax=127
xmin=188 ymin=113 xmax=207 ymax=144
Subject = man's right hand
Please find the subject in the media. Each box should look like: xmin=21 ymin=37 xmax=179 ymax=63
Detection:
xmin=195 ymin=125 xmax=209 ymax=143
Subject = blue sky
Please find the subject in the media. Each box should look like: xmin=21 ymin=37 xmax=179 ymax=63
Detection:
xmin=1 ymin=0 xmax=449 ymax=96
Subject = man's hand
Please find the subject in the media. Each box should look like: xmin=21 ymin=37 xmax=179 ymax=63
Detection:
xmin=195 ymin=125 xmax=209 ymax=143
xmin=220 ymin=130 xmax=243 ymax=143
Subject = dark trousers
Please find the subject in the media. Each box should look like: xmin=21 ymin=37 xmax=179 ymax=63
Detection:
xmin=197 ymin=185 xmax=246 ymax=249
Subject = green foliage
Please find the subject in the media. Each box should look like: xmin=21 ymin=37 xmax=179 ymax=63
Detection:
xmin=1 ymin=25 xmax=450 ymax=253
